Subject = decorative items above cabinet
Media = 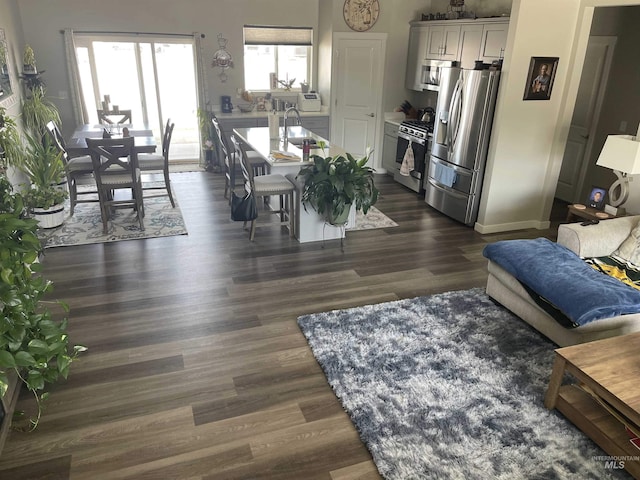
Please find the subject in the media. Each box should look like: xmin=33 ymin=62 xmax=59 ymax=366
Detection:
xmin=405 ymin=18 xmax=509 ymax=91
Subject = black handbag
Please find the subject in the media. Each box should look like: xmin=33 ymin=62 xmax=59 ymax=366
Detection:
xmin=230 ymin=191 xmax=258 ymax=221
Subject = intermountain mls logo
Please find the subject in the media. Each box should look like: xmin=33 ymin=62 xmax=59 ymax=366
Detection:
xmin=593 ymin=455 xmax=639 ymax=470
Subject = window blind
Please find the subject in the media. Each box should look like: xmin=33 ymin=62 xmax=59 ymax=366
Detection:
xmin=243 ymin=26 xmax=312 ymax=46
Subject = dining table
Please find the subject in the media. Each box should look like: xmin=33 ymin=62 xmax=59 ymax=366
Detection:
xmin=232 ymin=125 xmax=356 ymax=243
xmin=66 ymin=124 xmax=157 ymax=157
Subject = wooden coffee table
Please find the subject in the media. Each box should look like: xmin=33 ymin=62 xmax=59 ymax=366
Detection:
xmin=545 ymin=333 xmax=640 ymax=478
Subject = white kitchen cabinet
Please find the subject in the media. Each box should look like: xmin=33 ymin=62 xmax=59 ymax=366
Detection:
xmin=382 ymin=122 xmax=399 ymax=174
xmin=457 ymin=24 xmax=484 ymax=69
xmin=479 ymin=22 xmax=508 ymax=63
xmin=425 ymin=24 xmax=461 ymax=61
xmin=405 ymin=25 xmax=429 ymax=90
xmin=406 ymin=19 xmax=509 ymax=90
xmin=457 ymin=20 xmax=508 ymax=69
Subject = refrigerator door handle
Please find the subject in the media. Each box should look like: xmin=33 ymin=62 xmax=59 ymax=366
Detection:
xmin=447 ymin=77 xmax=462 ymax=157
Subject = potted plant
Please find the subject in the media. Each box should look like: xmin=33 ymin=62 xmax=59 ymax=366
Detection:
xmin=20 ymin=133 xmax=68 ymax=228
xmin=297 ymin=144 xmax=379 ymax=225
xmin=19 ymin=45 xmax=59 ymax=136
xmin=22 ymin=44 xmax=36 ymax=74
xmin=0 ymin=107 xmax=24 ymax=172
xmin=0 ymin=176 xmax=85 ymax=432
xmin=21 ymin=87 xmax=60 ymax=137
xmin=197 ymin=108 xmax=218 ymax=172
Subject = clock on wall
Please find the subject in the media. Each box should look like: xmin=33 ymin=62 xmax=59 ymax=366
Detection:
xmin=343 ymin=0 xmax=380 ymax=32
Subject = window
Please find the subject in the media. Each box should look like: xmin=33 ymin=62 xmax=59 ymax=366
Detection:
xmin=73 ymin=34 xmax=200 ymax=161
xmin=243 ymin=26 xmax=312 ymax=91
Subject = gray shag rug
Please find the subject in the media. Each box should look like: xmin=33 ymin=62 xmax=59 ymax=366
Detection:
xmin=297 ymin=288 xmax=631 ymax=480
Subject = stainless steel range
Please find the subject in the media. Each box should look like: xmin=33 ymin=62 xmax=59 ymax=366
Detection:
xmin=394 ymin=120 xmax=433 ymax=193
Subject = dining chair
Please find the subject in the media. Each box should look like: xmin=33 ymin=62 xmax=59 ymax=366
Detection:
xmin=97 ymin=109 xmax=132 ymax=125
xmin=211 ymin=117 xmax=266 ymax=203
xmin=45 ymin=120 xmax=98 ymax=216
xmin=231 ymin=134 xmax=294 ymax=241
xmin=86 ymin=136 xmax=145 ymax=234
xmin=137 ymin=118 xmax=175 ymax=207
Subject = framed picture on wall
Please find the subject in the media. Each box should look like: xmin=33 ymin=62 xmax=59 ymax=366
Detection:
xmin=523 ymin=56 xmax=559 ymax=101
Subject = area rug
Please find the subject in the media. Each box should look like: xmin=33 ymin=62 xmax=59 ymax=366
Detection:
xmin=36 ymin=192 xmax=187 ymax=248
xmin=348 ymin=206 xmax=398 ymax=231
xmin=297 ymin=289 xmax=630 ymax=480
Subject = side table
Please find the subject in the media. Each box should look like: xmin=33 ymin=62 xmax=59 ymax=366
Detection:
xmin=566 ymin=204 xmax=614 ymax=223
xmin=545 ymin=332 xmax=640 ymax=478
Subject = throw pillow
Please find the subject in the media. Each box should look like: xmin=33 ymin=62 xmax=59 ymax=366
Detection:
xmin=614 ymin=222 xmax=640 ymax=266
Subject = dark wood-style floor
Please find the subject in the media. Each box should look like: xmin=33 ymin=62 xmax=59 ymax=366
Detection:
xmin=0 ymin=172 xmax=562 ymax=479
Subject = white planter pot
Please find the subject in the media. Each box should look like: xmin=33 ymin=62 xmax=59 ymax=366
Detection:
xmin=32 ymin=203 xmax=65 ymax=229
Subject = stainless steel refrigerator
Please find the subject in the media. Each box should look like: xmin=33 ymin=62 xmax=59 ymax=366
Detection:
xmin=425 ymin=66 xmax=500 ymax=226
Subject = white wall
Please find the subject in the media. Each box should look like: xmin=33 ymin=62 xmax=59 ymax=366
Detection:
xmin=475 ymin=0 xmax=640 ymax=233
xmin=13 ymin=0 xmax=321 ymax=135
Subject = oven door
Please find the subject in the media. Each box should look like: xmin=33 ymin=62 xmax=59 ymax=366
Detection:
xmin=394 ymin=132 xmax=427 ymax=193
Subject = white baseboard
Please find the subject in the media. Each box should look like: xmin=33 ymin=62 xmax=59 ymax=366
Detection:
xmin=474 ymin=219 xmax=551 ymax=234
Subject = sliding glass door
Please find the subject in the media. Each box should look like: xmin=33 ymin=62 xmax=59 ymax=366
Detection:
xmin=74 ymin=34 xmax=199 ymax=161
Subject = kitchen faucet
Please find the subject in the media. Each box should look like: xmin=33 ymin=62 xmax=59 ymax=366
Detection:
xmin=283 ymin=106 xmax=302 ymax=143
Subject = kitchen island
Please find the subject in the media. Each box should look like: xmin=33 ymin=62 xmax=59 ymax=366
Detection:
xmin=233 ymin=126 xmax=356 ymax=243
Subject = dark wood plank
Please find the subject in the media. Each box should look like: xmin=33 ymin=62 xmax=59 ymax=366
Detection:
xmin=0 ymin=171 xmax=561 ymax=479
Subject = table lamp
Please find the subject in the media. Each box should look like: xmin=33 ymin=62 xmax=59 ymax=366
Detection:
xmin=595 ymin=124 xmax=640 ymax=210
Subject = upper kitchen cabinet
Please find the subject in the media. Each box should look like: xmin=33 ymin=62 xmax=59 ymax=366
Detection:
xmin=478 ymin=21 xmax=509 ymax=63
xmin=458 ymin=20 xmax=509 ymax=69
xmin=425 ymin=25 xmax=461 ymax=61
xmin=405 ymin=25 xmax=430 ymax=90
xmin=406 ymin=18 xmax=510 ymax=90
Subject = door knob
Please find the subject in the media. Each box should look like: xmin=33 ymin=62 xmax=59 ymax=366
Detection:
xmin=366 ymin=113 xmax=375 ymax=117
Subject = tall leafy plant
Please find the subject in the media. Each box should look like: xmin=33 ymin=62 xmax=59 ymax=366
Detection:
xmin=20 ymin=133 xmax=68 ymax=210
xmin=0 ymin=176 xmax=85 ymax=430
xmin=21 ymin=133 xmax=65 ymax=189
xmin=0 ymin=107 xmax=24 ymax=170
xmin=21 ymin=88 xmax=60 ymax=137
xmin=20 ymin=44 xmax=60 ymax=137
xmin=297 ymin=144 xmax=379 ymax=225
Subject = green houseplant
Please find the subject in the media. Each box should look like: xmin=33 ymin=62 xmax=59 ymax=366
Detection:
xmin=20 ymin=133 xmax=68 ymax=228
xmin=0 ymin=176 xmax=84 ymax=431
xmin=20 ymin=45 xmax=60 ymax=137
xmin=0 ymin=107 xmax=24 ymax=171
xmin=197 ymin=108 xmax=218 ymax=172
xmin=297 ymin=144 xmax=379 ymax=225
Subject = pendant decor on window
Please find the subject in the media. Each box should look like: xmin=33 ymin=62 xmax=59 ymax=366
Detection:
xmin=212 ymin=33 xmax=233 ymax=83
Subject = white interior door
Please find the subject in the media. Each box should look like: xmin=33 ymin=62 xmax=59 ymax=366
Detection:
xmin=331 ymin=33 xmax=386 ymax=166
xmin=555 ymin=36 xmax=616 ymax=202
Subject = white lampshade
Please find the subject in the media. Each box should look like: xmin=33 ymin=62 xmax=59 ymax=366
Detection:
xmin=596 ymin=135 xmax=640 ymax=174
xmin=596 ymin=134 xmax=640 ymax=207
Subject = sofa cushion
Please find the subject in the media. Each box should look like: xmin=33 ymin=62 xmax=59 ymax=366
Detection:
xmin=614 ymin=222 xmax=640 ymax=266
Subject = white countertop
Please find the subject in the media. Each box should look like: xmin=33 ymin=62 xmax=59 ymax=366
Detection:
xmin=385 ymin=112 xmax=405 ymax=127
xmin=232 ymin=125 xmax=347 ymax=168
xmin=216 ymin=106 xmax=329 ymax=120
